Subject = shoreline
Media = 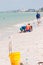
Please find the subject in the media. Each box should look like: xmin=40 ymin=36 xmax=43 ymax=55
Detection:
xmin=0 ymin=16 xmax=43 ymax=41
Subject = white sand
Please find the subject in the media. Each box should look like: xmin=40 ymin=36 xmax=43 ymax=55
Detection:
xmin=0 ymin=17 xmax=43 ymax=65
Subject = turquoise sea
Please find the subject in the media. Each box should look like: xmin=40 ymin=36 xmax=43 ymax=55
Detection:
xmin=0 ymin=12 xmax=43 ymax=29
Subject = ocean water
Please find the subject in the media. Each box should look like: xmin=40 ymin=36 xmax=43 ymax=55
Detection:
xmin=0 ymin=12 xmax=43 ymax=29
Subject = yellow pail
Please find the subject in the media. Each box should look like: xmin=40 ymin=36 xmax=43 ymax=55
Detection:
xmin=9 ymin=52 xmax=20 ymax=65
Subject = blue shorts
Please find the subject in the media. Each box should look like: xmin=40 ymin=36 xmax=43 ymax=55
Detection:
xmin=26 ymin=30 xmax=31 ymax=32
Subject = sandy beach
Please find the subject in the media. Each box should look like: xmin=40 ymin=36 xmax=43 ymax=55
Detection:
xmin=0 ymin=17 xmax=43 ymax=65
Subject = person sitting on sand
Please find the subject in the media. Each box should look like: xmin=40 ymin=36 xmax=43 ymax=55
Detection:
xmin=26 ymin=23 xmax=32 ymax=32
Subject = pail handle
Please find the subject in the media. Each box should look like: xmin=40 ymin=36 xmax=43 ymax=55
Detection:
xmin=9 ymin=36 xmax=12 ymax=54
xmin=9 ymin=42 xmax=12 ymax=54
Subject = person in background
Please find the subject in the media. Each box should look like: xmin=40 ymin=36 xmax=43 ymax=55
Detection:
xmin=36 ymin=12 xmax=41 ymax=25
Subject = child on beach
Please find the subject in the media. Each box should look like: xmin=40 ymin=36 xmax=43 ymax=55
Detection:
xmin=26 ymin=23 xmax=32 ymax=32
xmin=20 ymin=26 xmax=26 ymax=32
xmin=20 ymin=23 xmax=32 ymax=33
